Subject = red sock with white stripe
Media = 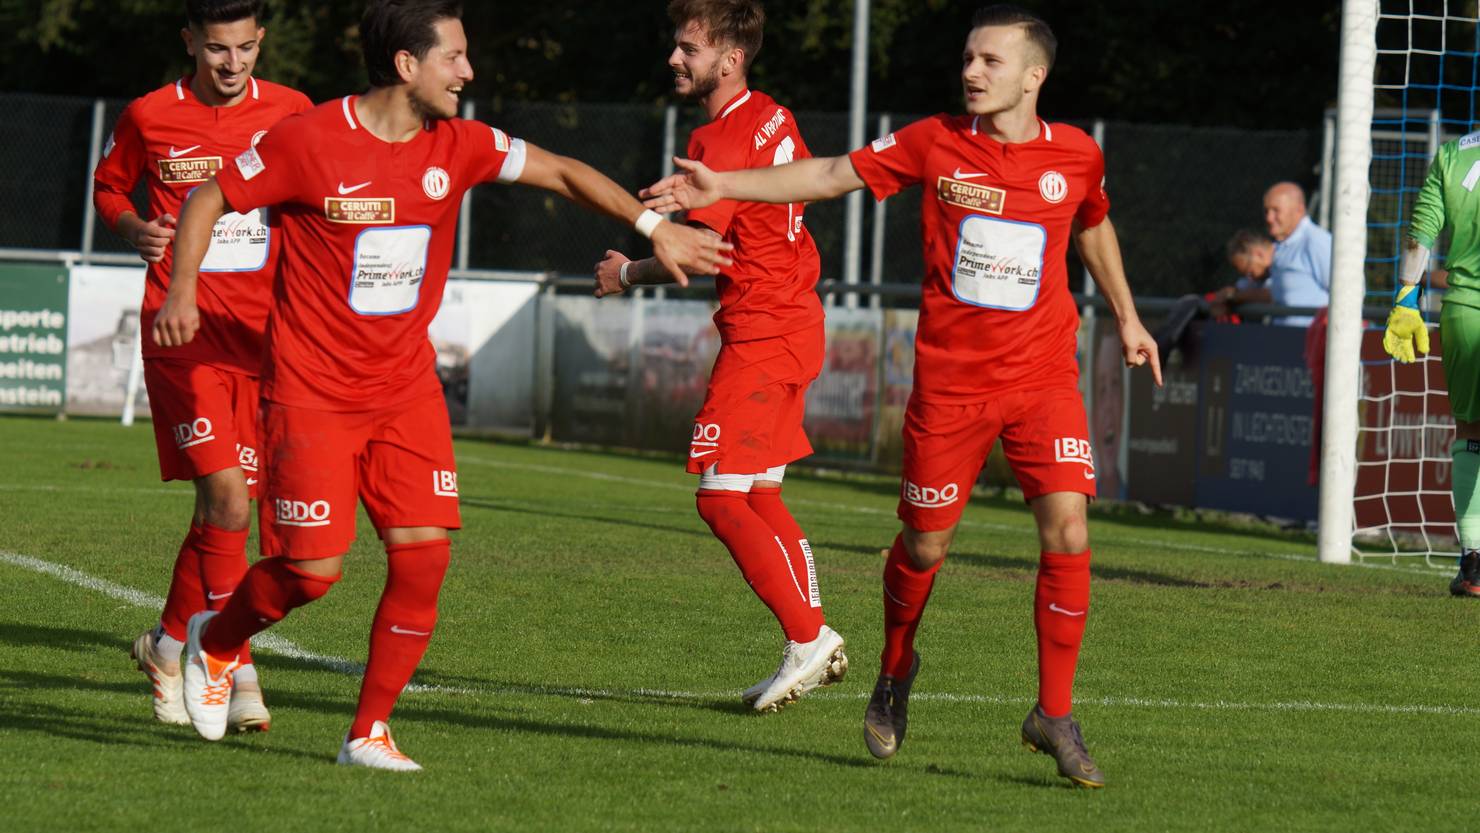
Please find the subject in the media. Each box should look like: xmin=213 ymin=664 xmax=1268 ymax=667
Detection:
xmin=746 ymin=486 xmax=825 ymax=632
xmin=1035 ymin=550 xmax=1092 ymax=718
xmin=194 ymin=523 xmax=254 ymax=667
xmin=159 ymin=526 xmax=207 ymax=644
xmin=200 ymin=556 xmax=339 ymax=658
xmin=880 ymin=534 xmax=941 ymax=678
xmin=697 ymin=490 xmax=819 ymax=643
xmin=349 ymin=538 xmax=451 ymax=739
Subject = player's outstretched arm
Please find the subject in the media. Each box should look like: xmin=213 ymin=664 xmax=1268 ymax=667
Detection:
xmin=154 ymin=180 xmax=229 ymax=348
xmin=516 ymin=143 xmax=731 ymax=285
xmin=1074 ymin=216 xmax=1162 ymax=387
xmin=640 ymin=155 xmax=866 ymax=214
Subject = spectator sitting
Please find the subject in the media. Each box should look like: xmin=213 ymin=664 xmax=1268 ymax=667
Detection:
xmin=1211 ymin=228 xmax=1275 ymax=320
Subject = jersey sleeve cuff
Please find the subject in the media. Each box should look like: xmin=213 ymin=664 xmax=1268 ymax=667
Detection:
xmin=845 ymin=148 xmax=897 ymax=202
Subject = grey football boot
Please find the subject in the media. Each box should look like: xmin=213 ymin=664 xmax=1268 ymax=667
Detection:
xmin=863 ymin=651 xmax=919 ymax=759
xmin=1021 ymin=704 xmax=1105 ymax=788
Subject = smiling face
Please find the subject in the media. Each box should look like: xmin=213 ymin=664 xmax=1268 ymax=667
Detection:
xmin=961 ymin=24 xmax=1046 ymax=117
xmin=668 ymin=19 xmax=735 ymax=101
xmin=183 ymin=17 xmax=263 ymax=104
xmin=404 ymin=17 xmax=472 ymax=121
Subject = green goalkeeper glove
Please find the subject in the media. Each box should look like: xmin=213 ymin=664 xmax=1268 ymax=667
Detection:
xmin=1382 ymin=284 xmax=1430 ymax=364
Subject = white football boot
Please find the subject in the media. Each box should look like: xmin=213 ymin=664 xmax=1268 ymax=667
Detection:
xmin=226 ymin=669 xmax=271 ymax=733
xmin=741 ymin=673 xmax=775 ymax=706
xmin=752 ymin=625 xmax=848 ymax=713
xmin=337 ymin=721 xmax=423 ymax=772
xmin=130 ymin=630 xmax=189 ymax=725
xmin=182 ymin=611 xmax=240 ymax=741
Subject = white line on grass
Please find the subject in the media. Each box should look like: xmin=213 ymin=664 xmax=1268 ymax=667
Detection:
xmin=5 ymin=551 xmax=1472 ymax=718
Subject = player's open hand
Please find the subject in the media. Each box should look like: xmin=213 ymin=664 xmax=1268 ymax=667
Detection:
xmin=153 ymin=291 xmax=199 ymax=347
xmin=640 ymin=158 xmax=724 ymax=214
xmin=650 ymin=222 xmax=731 ymax=285
xmin=131 ymin=213 xmax=176 ymax=263
xmin=1120 ymin=318 xmax=1163 ymax=386
xmin=594 ymin=250 xmax=630 ymax=298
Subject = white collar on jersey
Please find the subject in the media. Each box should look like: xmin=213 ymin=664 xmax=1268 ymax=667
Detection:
xmin=719 ymin=90 xmax=751 ymax=119
xmin=175 ymin=76 xmax=259 ymax=101
xmin=341 ymin=95 xmax=358 ymax=129
xmin=969 ymin=115 xmax=1052 ymax=141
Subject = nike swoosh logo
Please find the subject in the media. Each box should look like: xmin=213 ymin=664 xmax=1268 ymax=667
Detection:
xmin=169 ymin=145 xmax=201 ymax=158
xmin=1049 ymin=603 xmax=1086 ymax=617
xmin=246 ymin=478 xmax=258 ymax=486
xmin=689 ymin=449 xmax=716 ymax=458
xmin=1083 ymin=469 xmax=1096 ymax=480
xmin=337 ymin=181 xmax=372 ymax=195
xmin=952 ymin=168 xmax=989 ymax=180
xmin=207 ymin=591 xmax=233 ymax=601
xmin=389 ymin=625 xmax=432 ymax=636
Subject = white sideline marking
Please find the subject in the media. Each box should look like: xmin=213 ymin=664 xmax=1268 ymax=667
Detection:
xmin=6 ymin=550 xmax=1469 ymax=719
xmin=460 ymin=456 xmax=1451 ymax=573
xmin=0 ymin=551 xmax=466 ymax=695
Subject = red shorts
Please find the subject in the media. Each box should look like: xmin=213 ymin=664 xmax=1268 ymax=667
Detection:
xmin=686 ymin=326 xmax=824 ymax=475
xmin=144 ymin=358 xmax=261 ymax=496
xmin=898 ymin=386 xmax=1095 ymax=532
xmin=258 ymin=395 xmax=461 ymax=558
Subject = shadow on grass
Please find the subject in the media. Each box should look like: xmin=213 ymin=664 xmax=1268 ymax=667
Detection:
xmin=0 ymin=621 xmax=131 ymax=655
xmin=817 ymin=545 xmax=1216 ymax=589
xmin=460 ymin=498 xmax=710 ymax=542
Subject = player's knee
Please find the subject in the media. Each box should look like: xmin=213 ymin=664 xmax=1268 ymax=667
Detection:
xmin=904 ymin=535 xmax=950 ymax=568
xmin=198 ymin=495 xmax=251 ymax=530
xmin=1038 ymin=513 xmax=1089 ymax=553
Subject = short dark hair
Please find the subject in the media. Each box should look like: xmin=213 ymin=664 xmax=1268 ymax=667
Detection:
xmin=361 ymin=0 xmax=464 ymax=88
xmin=1227 ymin=228 xmax=1274 ymax=259
xmin=186 ymin=0 xmax=264 ymax=28
xmin=668 ymin=0 xmax=765 ymax=72
xmin=971 ymin=4 xmax=1056 ymax=72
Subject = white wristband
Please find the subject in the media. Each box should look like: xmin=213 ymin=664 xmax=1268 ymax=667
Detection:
xmin=634 ymin=209 xmax=663 ymax=239
xmin=619 ymin=260 xmax=632 ymax=289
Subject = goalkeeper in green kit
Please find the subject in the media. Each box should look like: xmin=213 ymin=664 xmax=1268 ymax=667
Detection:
xmin=1387 ymin=131 xmax=1480 ymax=596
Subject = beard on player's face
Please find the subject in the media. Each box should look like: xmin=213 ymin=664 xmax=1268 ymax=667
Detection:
xmin=409 ymin=85 xmax=456 ymax=121
xmin=673 ymin=55 xmax=723 ymax=100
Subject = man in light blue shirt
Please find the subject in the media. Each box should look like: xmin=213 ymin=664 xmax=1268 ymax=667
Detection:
xmin=1264 ymin=182 xmax=1332 ymax=326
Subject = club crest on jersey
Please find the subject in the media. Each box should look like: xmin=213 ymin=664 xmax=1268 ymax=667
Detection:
xmin=422 ymin=166 xmax=450 ymax=200
xmin=937 ymin=176 xmax=1005 ymax=214
xmin=158 ymin=155 xmax=222 ymax=184
xmin=1039 ymin=170 xmax=1068 ymax=204
xmin=324 ymin=197 xmax=395 ymax=224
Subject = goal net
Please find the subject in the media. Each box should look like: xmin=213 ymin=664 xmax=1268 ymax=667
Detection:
xmin=1347 ymin=1 xmax=1473 ymax=565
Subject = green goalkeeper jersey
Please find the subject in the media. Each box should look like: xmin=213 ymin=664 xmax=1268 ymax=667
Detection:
xmin=1411 ymin=131 xmax=1480 ymax=309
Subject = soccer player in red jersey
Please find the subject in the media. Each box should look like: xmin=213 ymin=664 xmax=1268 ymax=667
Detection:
xmin=92 ymin=0 xmax=312 ymax=734
xmin=594 ymin=0 xmax=846 ymax=714
xmin=643 ymin=5 xmax=1161 ymax=786
xmin=154 ymin=0 xmax=729 ymax=769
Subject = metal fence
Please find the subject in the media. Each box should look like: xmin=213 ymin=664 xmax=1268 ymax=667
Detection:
xmin=3 ymin=91 xmax=1325 ymax=299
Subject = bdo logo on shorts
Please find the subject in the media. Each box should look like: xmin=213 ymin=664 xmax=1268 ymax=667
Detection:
xmin=236 ymin=444 xmax=259 ymax=473
xmin=902 ymin=480 xmax=959 ymax=509
xmin=690 ymin=423 xmax=721 ymax=460
xmin=173 ymin=417 xmax=215 ymax=449
xmin=433 ymin=469 xmax=459 ymax=497
xmin=274 ymin=498 xmax=331 ymax=527
xmin=1054 ymin=437 xmax=1095 ymax=479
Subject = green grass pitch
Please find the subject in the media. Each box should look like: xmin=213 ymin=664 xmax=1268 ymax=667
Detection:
xmin=1 ymin=414 xmax=1476 ymax=832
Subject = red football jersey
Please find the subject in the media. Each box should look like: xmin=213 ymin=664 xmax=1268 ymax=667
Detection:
xmin=93 ymin=76 xmax=312 ymax=374
xmin=848 ymin=115 xmax=1109 ymax=403
xmin=686 ymin=89 xmax=823 ymax=342
xmin=213 ymin=96 xmax=524 ymax=411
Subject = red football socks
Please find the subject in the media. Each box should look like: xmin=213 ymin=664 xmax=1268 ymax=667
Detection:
xmin=200 ymin=556 xmax=339 ymax=658
xmin=880 ymin=534 xmax=942 ymax=678
xmin=746 ymin=486 xmax=825 ymax=632
xmin=159 ymin=526 xmax=207 ymax=642
xmin=697 ymin=490 xmax=820 ymax=643
xmin=1035 ymin=550 xmax=1092 ymax=718
xmin=194 ymin=522 xmax=253 ymax=665
xmin=350 ymin=538 xmax=451 ymax=739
